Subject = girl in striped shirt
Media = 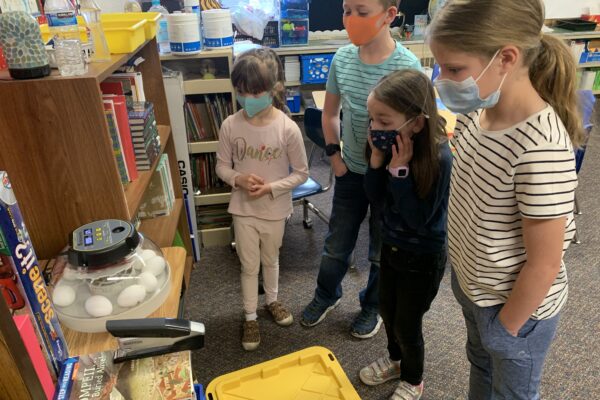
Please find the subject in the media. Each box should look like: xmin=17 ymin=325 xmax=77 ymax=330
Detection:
xmin=428 ymin=1 xmax=583 ymax=399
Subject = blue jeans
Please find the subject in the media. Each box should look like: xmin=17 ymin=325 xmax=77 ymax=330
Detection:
xmin=313 ymin=170 xmax=381 ymax=312
xmin=451 ymin=270 xmax=560 ymax=400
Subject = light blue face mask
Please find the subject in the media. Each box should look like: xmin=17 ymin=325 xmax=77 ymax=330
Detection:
xmin=434 ymin=50 xmax=507 ymax=114
xmin=237 ymin=93 xmax=273 ymax=118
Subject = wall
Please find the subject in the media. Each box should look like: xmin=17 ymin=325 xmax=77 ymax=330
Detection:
xmin=544 ymin=0 xmax=599 ymax=19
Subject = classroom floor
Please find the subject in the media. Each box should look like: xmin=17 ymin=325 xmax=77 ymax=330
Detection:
xmin=185 ymin=127 xmax=600 ymax=399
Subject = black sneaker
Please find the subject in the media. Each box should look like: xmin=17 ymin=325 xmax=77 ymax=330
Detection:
xmin=300 ymin=297 xmax=341 ymax=327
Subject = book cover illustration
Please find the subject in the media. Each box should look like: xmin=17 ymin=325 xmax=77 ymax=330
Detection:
xmin=54 ymin=350 xmax=194 ymax=400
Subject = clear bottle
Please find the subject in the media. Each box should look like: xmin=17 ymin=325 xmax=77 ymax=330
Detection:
xmin=55 ymin=39 xmax=87 ymax=76
xmin=149 ymin=0 xmax=171 ymax=55
xmin=44 ymin=0 xmax=80 ymax=41
xmin=79 ymin=0 xmax=111 ymax=62
xmin=124 ymin=0 xmax=142 ymax=12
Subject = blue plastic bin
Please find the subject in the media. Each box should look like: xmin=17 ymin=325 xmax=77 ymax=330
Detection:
xmin=301 ymin=53 xmax=334 ymax=84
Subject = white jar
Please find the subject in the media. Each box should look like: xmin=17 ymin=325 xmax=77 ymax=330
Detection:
xmin=167 ymin=12 xmax=202 ymax=55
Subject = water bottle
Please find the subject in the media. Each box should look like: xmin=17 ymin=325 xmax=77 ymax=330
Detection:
xmin=80 ymin=0 xmax=111 ymax=62
xmin=55 ymin=39 xmax=87 ymax=76
xmin=149 ymin=0 xmax=171 ymax=55
xmin=124 ymin=0 xmax=142 ymax=12
xmin=44 ymin=0 xmax=80 ymax=41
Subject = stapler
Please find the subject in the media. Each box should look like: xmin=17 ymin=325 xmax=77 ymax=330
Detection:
xmin=106 ymin=318 xmax=205 ymax=363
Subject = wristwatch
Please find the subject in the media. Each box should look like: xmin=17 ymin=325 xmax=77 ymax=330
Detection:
xmin=325 ymin=143 xmax=341 ymax=156
xmin=388 ymin=165 xmax=410 ymax=178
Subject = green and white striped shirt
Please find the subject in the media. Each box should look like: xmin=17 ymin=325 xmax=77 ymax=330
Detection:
xmin=326 ymin=42 xmax=421 ymax=174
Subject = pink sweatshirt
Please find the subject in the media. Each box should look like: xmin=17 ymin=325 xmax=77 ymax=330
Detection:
xmin=216 ymin=109 xmax=309 ymax=221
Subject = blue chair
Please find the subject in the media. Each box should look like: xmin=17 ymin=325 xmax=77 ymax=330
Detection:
xmin=292 ymin=107 xmax=333 ymax=228
xmin=572 ymin=90 xmax=595 ymax=244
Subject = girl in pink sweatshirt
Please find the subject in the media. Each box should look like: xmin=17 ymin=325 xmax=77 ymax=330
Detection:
xmin=216 ymin=48 xmax=309 ymax=351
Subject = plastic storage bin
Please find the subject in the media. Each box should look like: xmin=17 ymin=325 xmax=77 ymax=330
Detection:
xmin=286 ymin=87 xmax=301 ymax=113
xmin=280 ymin=18 xmax=308 ymax=46
xmin=100 ymin=12 xmax=161 ymax=40
xmin=40 ymin=17 xmax=88 ymax=44
xmin=101 ymin=19 xmax=147 ymax=54
xmin=301 ymin=53 xmax=334 ymax=84
xmin=205 ymin=346 xmax=360 ymax=400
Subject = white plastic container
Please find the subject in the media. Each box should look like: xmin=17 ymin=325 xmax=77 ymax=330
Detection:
xmin=184 ymin=0 xmax=200 ymax=14
xmin=202 ymin=9 xmax=234 ymax=48
xmin=167 ymin=12 xmax=202 ymax=55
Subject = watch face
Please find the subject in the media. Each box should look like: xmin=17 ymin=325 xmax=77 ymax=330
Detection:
xmin=397 ymin=168 xmax=408 ymax=178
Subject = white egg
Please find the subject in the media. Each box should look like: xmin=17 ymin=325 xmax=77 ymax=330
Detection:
xmin=84 ymin=295 xmax=113 ymax=317
xmin=62 ymin=268 xmax=79 ymax=281
xmin=52 ymin=285 xmax=76 ymax=307
xmin=138 ymin=272 xmax=158 ymax=292
xmin=140 ymin=249 xmax=157 ymax=261
xmin=142 ymin=256 xmax=166 ymax=276
xmin=117 ymin=284 xmax=146 ymax=308
xmin=130 ymin=257 xmax=145 ymax=271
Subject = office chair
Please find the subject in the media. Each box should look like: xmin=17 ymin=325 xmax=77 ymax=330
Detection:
xmin=291 ymin=107 xmax=334 ymax=228
xmin=572 ymin=90 xmax=595 ymax=244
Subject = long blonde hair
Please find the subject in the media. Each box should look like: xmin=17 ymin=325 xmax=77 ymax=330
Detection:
xmin=428 ymin=0 xmax=583 ymax=147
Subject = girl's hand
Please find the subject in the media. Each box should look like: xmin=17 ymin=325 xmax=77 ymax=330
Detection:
xmin=248 ymin=183 xmax=272 ymax=198
xmin=389 ymin=131 xmax=413 ymax=168
xmin=235 ymin=174 xmax=265 ymax=191
xmin=367 ymin=134 xmax=386 ymax=169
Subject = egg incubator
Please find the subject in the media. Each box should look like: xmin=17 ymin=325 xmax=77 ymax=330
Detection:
xmin=50 ymin=219 xmax=171 ymax=333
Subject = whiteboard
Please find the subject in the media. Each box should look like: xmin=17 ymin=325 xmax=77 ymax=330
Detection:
xmin=544 ymin=0 xmax=599 ymax=19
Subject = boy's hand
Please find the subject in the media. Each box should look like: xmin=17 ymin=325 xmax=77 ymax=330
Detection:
xmin=389 ymin=132 xmax=413 ymax=168
xmin=367 ymin=134 xmax=386 ymax=169
xmin=249 ymin=183 xmax=272 ymax=198
xmin=332 ymin=157 xmax=348 ymax=177
xmin=235 ymin=174 xmax=265 ymax=191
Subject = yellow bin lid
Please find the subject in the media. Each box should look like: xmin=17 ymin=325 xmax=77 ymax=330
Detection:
xmin=205 ymin=346 xmax=361 ymax=400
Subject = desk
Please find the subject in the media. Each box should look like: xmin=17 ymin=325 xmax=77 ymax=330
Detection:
xmin=312 ymin=90 xmax=457 ymax=135
xmin=62 ymin=246 xmax=187 ymax=356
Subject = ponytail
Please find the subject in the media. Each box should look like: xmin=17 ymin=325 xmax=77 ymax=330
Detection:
xmin=530 ymin=35 xmax=584 ymax=147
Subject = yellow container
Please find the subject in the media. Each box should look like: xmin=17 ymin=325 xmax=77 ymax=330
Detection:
xmin=101 ymin=12 xmax=161 ymax=40
xmin=40 ymin=18 xmax=88 ymax=44
xmin=101 ymin=19 xmax=147 ymax=54
xmin=205 ymin=347 xmax=361 ymax=400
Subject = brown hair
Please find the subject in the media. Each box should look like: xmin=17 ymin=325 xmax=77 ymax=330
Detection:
xmin=231 ymin=47 xmax=288 ymax=115
xmin=427 ymin=0 xmax=583 ymax=147
xmin=370 ymin=69 xmax=447 ymax=199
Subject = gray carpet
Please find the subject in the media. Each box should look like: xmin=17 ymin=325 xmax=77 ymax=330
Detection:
xmin=185 ymin=128 xmax=600 ymax=399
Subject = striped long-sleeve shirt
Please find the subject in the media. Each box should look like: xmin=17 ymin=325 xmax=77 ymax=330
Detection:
xmin=449 ymin=106 xmax=577 ymax=319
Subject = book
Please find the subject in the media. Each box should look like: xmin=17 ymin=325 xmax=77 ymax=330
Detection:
xmin=54 ymin=350 xmax=194 ymax=400
xmin=0 ymin=171 xmax=69 ymax=377
xmin=128 ymin=101 xmax=154 ymax=125
xmin=103 ymin=95 xmax=139 ymax=181
xmin=103 ymin=101 xmax=130 ymax=184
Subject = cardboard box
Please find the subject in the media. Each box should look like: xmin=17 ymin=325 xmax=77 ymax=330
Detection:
xmin=0 ymin=171 xmax=68 ymax=376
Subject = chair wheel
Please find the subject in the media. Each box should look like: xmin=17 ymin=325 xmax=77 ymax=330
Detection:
xmin=303 ymin=219 xmax=313 ymax=229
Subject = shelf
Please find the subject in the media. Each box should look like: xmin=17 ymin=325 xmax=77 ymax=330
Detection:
xmin=0 ymin=40 xmax=148 ymax=83
xmin=189 ymin=140 xmax=219 ymax=153
xmin=550 ymin=28 xmax=600 ymax=41
xmin=160 ymin=48 xmax=232 ymax=61
xmin=184 ymin=78 xmax=234 ymax=95
xmin=184 ymin=255 xmax=193 ymax=291
xmin=139 ymin=198 xmax=184 ymax=248
xmin=124 ymin=125 xmax=171 ymax=217
xmin=593 ymin=90 xmax=600 ymax=95
xmin=285 ymin=80 xmax=302 ymax=87
xmin=577 ymin=62 xmax=600 ymax=69
xmin=290 ymin=106 xmax=305 ymax=116
xmin=200 ymin=226 xmax=231 ymax=247
xmin=61 ymin=246 xmax=187 ymax=356
xmin=194 ymin=187 xmax=231 ymax=206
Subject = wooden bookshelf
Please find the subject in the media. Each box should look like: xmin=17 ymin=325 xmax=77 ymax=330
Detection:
xmin=189 ymin=140 xmax=219 ymax=154
xmin=139 ymin=198 xmax=184 ymax=248
xmin=184 ymin=78 xmax=234 ymax=95
xmin=194 ymin=187 xmax=231 ymax=206
xmin=62 ymin=247 xmax=186 ymax=356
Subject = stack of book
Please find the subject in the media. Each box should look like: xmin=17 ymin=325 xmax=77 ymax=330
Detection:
xmin=138 ymin=154 xmax=176 ymax=219
xmin=191 ymin=154 xmax=225 ymax=192
xmin=128 ymin=101 xmax=161 ymax=171
xmin=197 ymin=204 xmax=232 ymax=230
xmin=185 ymin=94 xmax=233 ymax=142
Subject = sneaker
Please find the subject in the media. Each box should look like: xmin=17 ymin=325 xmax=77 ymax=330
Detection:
xmin=350 ymin=309 xmax=383 ymax=339
xmin=359 ymin=356 xmax=401 ymax=386
xmin=390 ymin=381 xmax=424 ymax=400
xmin=266 ymin=301 xmax=293 ymax=326
xmin=242 ymin=320 xmax=260 ymax=351
xmin=300 ymin=298 xmax=341 ymax=327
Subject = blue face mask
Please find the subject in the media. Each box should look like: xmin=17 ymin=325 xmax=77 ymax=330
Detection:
xmin=434 ymin=50 xmax=507 ymax=114
xmin=237 ymin=93 xmax=273 ymax=118
xmin=369 ymin=118 xmax=415 ymax=152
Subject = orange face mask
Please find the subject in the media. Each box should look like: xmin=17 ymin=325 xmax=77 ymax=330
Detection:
xmin=343 ymin=12 xmax=387 ymax=46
